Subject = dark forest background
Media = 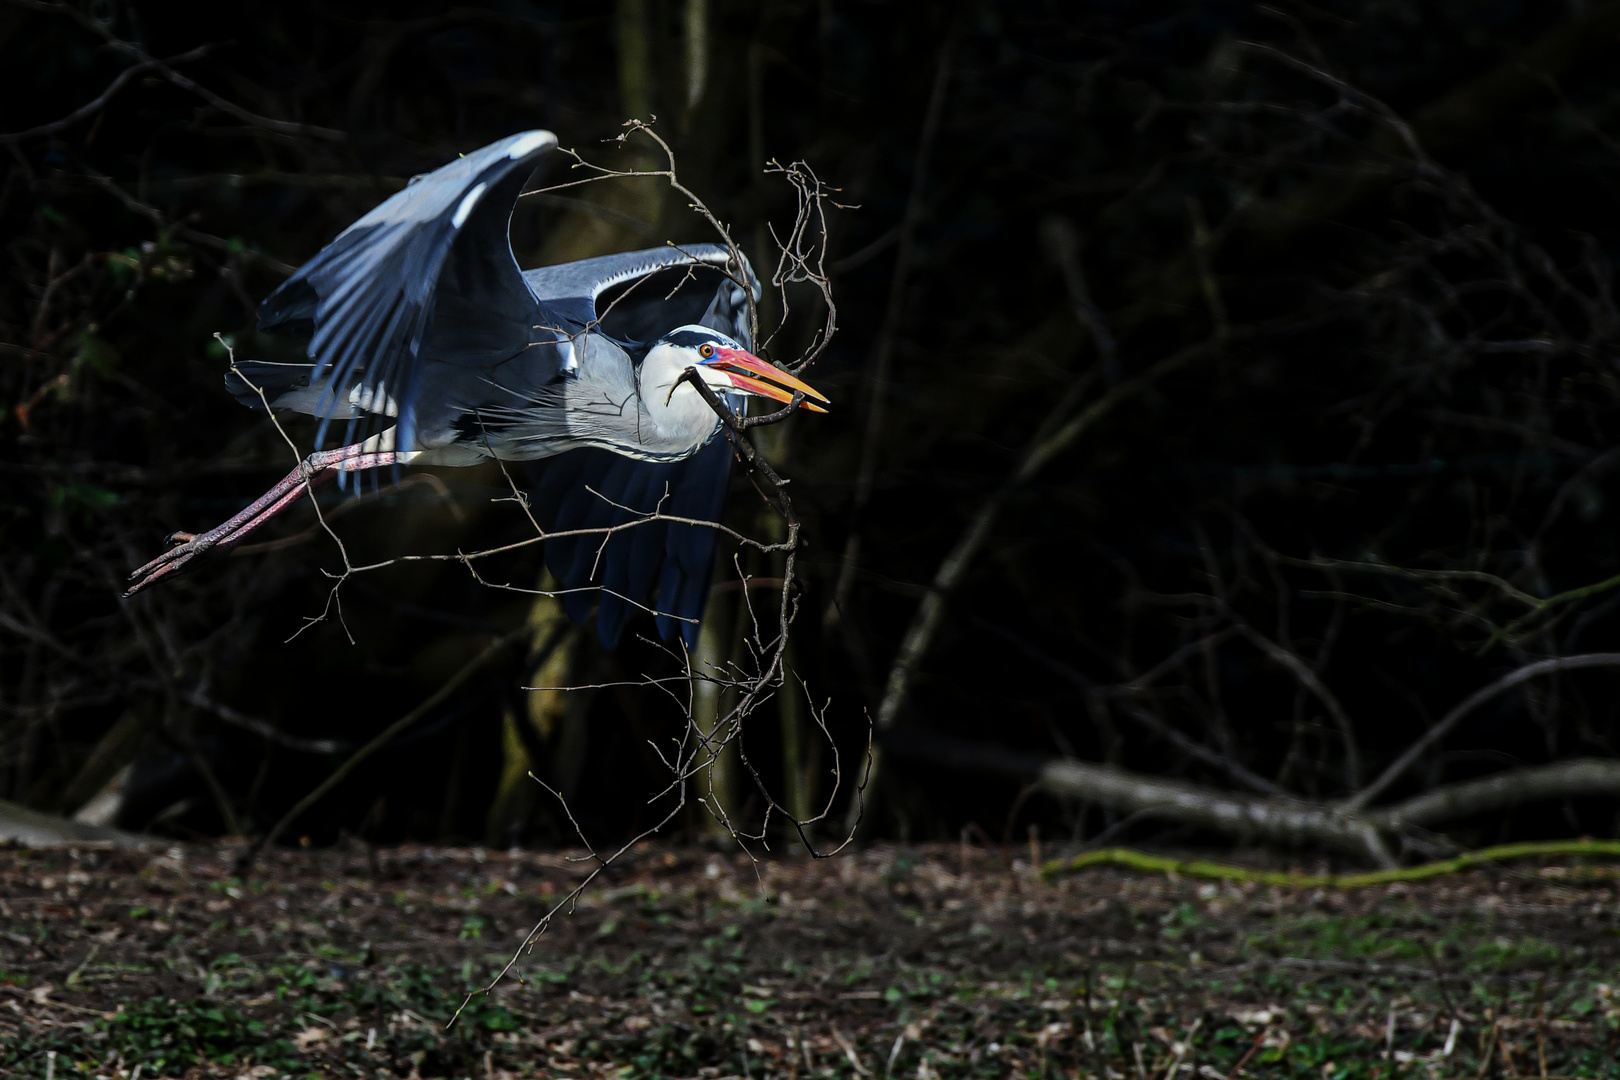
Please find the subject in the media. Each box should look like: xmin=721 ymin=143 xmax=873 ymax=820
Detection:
xmin=6 ymin=0 xmax=1620 ymax=863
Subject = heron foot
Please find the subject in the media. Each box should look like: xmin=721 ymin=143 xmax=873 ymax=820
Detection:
xmin=124 ymin=529 xmax=228 ymax=597
xmin=124 ymin=443 xmax=403 ymax=598
xmin=127 ymin=469 xmax=323 ymax=597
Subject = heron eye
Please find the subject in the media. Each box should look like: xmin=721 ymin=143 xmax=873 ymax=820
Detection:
xmin=698 ymin=343 xmax=715 ymax=359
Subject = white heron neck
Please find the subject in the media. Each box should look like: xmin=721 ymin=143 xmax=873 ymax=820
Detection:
xmin=633 ymin=346 xmax=728 ymax=453
xmin=450 ymin=337 xmax=727 ymax=463
xmin=605 ymin=341 xmax=719 ymax=456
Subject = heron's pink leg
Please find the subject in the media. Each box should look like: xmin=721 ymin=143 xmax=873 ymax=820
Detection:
xmin=124 ymin=444 xmax=401 ymax=597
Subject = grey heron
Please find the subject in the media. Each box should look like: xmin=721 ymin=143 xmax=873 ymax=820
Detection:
xmin=124 ymin=130 xmax=827 ymax=647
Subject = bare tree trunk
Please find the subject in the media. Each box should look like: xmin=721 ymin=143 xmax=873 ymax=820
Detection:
xmin=690 ymin=580 xmax=740 ymax=840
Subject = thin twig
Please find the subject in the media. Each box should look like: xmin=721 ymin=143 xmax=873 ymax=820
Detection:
xmin=1344 ymin=653 xmax=1620 ymax=812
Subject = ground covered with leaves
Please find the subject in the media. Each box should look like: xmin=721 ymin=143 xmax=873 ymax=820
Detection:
xmin=1 ymin=841 xmax=1618 ymax=1079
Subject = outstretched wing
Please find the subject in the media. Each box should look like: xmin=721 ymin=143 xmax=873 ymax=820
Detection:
xmin=522 ymin=246 xmax=760 ymax=647
xmin=525 ymin=243 xmax=758 ymax=352
xmin=256 ymin=130 xmax=556 ymax=449
xmin=525 ymin=437 xmax=734 ymax=649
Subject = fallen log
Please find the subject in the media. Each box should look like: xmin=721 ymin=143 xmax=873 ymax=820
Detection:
xmin=878 ymin=727 xmax=1620 ymax=866
xmin=0 ymin=797 xmax=149 ymax=848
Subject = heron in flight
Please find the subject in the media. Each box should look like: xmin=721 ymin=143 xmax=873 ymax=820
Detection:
xmin=124 ymin=130 xmax=827 ymax=647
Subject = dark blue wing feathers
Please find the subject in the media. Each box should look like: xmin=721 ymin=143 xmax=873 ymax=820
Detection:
xmin=658 ymin=436 xmax=733 ymax=646
xmin=526 ymin=433 xmax=734 ymax=650
xmin=563 ymin=454 xmax=633 ymax=608
xmin=594 ymin=460 xmax=663 ymax=647
xmin=532 ymin=453 xmax=600 ymax=626
xmin=257 ymin=131 xmax=556 ymax=450
xmin=621 ymin=480 xmax=669 ymax=632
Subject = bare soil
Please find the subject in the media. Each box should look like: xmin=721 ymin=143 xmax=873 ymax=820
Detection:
xmin=2 ymin=841 xmax=1619 ymax=1078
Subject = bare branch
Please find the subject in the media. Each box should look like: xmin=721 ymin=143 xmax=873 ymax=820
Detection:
xmin=0 ymin=45 xmax=214 ymax=145
xmin=1345 ymin=653 xmax=1620 ymax=812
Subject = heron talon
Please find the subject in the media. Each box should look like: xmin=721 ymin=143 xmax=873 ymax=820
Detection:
xmin=126 ymin=533 xmax=210 ymax=596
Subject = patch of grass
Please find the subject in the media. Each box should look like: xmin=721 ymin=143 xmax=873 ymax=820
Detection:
xmin=1 ymin=999 xmax=299 ymax=1079
xmin=6 ymin=845 xmax=1620 ymax=1077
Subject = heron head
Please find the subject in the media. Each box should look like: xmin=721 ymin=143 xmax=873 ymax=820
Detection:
xmin=651 ymin=327 xmax=828 ymax=413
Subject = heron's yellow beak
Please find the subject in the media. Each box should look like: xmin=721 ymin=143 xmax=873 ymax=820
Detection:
xmin=709 ymin=347 xmax=829 ymax=413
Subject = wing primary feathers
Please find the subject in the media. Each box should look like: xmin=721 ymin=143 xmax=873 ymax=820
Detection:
xmin=594 ymin=462 xmax=662 ymax=648
xmin=257 ymin=131 xmax=556 ymax=453
xmin=525 ymin=437 xmax=734 ymax=650
xmin=659 ymin=436 xmax=733 ymax=647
